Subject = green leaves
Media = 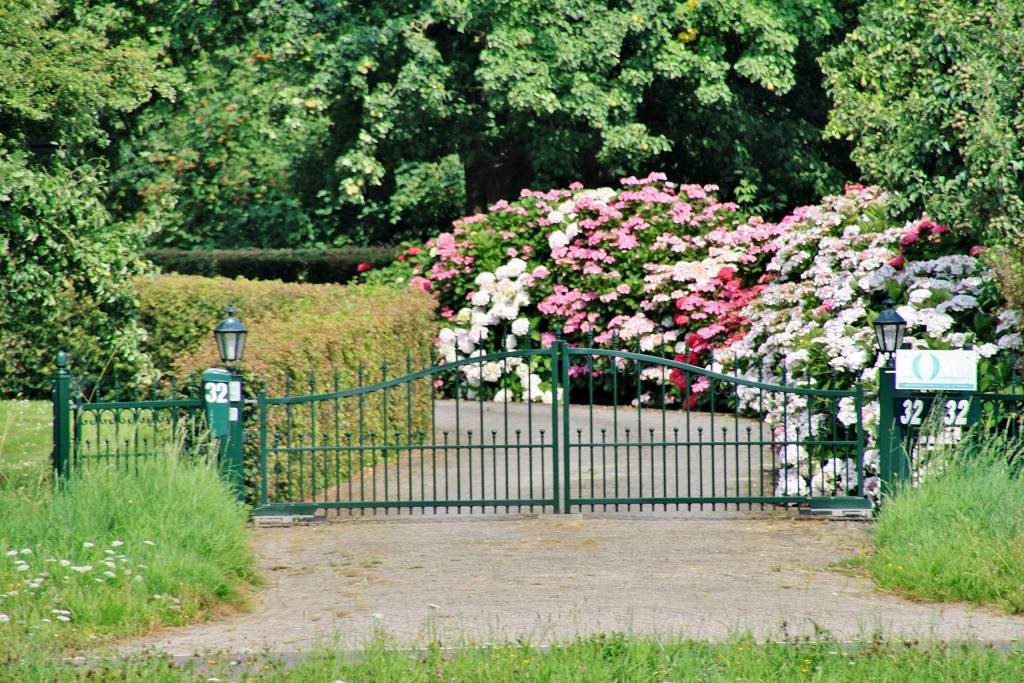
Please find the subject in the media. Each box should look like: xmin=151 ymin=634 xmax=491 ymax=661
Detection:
xmin=822 ymin=0 xmax=1024 ymax=246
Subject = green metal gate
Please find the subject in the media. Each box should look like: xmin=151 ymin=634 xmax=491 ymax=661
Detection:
xmin=253 ymin=342 xmax=869 ymax=516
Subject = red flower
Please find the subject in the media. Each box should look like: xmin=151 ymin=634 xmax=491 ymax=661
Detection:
xmin=397 ymin=254 xmax=406 ymax=261
xmin=407 ymin=245 xmax=422 ymax=256
xmin=888 ymin=254 xmax=905 ymax=269
xmin=899 ymin=226 xmax=921 ymax=246
xmin=969 ymin=245 xmax=987 ymax=257
xmin=356 ymin=262 xmax=371 ymax=272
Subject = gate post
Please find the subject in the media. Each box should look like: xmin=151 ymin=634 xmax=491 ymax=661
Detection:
xmin=876 ymin=363 xmax=906 ymax=496
xmin=52 ymin=351 xmax=72 ymax=481
xmin=203 ymin=368 xmax=246 ymax=501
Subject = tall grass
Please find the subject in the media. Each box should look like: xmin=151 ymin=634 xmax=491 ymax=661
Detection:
xmin=0 ymin=453 xmax=258 ymax=657
xmin=0 ymin=399 xmax=51 ymax=489
xmin=867 ymin=432 xmax=1024 ymax=613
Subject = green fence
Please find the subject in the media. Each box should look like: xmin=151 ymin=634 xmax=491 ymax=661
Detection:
xmin=51 ymin=347 xmax=1023 ymax=515
xmin=51 ymin=352 xmax=208 ymax=479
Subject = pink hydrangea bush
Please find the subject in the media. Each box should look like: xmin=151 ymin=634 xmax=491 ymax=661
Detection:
xmin=415 ymin=173 xmax=781 ymax=401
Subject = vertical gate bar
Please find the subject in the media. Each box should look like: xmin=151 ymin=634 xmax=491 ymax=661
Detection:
xmin=612 ymin=345 xmax=620 ymax=512
xmin=515 ymin=429 xmax=522 ymax=510
xmin=357 ymin=367 xmax=365 ymax=512
xmin=381 ymin=362 xmax=390 ymax=514
xmin=406 ymin=356 xmax=414 ymax=510
xmin=647 ymin=427 xmax=654 ymax=509
xmin=491 ymin=429 xmax=497 ymax=513
xmin=697 ymin=426 xmax=705 ymax=508
xmin=746 ymin=426 xmax=753 ymax=508
xmin=443 ymin=430 xmax=452 ymax=510
xmin=453 ymin=369 xmax=462 ymax=511
xmin=710 ymin=377 xmax=719 ymax=508
xmin=601 ymin=427 xmax=609 ymax=507
xmin=431 ymin=369 xmax=438 ymax=514
xmin=550 ymin=341 xmax=561 ymax=514
xmin=334 ymin=372 xmax=341 ymax=504
xmin=588 ymin=347 xmax=595 ymax=512
xmin=758 ymin=363 xmax=767 ymax=506
xmin=309 ymin=375 xmax=317 ymax=504
xmin=635 ymin=352 xmax=642 ymax=511
xmin=673 ymin=426 xmax=680 ymax=511
xmin=661 ymin=388 xmax=668 ymax=511
xmin=625 ymin=427 xmax=633 ymax=508
xmin=503 ymin=352 xmax=510 ymax=513
xmin=560 ymin=340 xmax=571 ymax=513
xmin=855 ymin=383 xmax=865 ymax=497
xmin=684 ymin=369 xmax=692 ymax=510
xmin=527 ymin=354 xmax=535 ymax=512
xmin=259 ymin=387 xmax=269 ymax=507
xmin=475 ymin=361 xmax=484 ymax=512
xmin=729 ymin=425 xmax=737 ymax=509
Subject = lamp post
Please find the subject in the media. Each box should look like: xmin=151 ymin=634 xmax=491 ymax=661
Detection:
xmin=873 ymin=298 xmax=908 ymax=496
xmin=213 ymin=303 xmax=248 ymax=371
xmin=872 ymin=298 xmax=907 ymax=367
xmin=205 ymin=304 xmax=248 ymax=500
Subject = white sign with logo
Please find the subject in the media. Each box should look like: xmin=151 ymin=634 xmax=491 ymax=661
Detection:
xmin=894 ymin=349 xmax=979 ymax=391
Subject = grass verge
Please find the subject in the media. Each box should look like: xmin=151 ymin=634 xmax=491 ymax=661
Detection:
xmin=0 ymin=454 xmax=259 ymax=659
xmin=3 ymin=632 xmax=1022 ymax=682
xmin=866 ymin=433 xmax=1024 ymax=613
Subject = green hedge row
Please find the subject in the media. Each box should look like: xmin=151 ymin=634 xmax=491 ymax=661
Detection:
xmin=134 ymin=274 xmax=438 ymax=384
xmin=139 ymin=275 xmax=440 ymax=502
xmin=146 ymin=247 xmax=401 ymax=284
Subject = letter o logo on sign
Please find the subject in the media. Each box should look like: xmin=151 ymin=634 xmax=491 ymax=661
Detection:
xmin=911 ymin=352 xmax=941 ymax=381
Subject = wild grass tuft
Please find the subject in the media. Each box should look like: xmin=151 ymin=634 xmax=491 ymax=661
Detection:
xmin=0 ymin=452 xmax=259 ymax=656
xmin=868 ymin=432 xmax=1024 ymax=613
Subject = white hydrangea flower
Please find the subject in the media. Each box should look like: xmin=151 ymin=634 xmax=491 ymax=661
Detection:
xmin=775 ymin=470 xmax=809 ymax=497
xmin=511 ymin=318 xmax=530 ymax=337
xmin=548 ymin=230 xmax=568 ymax=249
xmin=908 ymin=289 xmax=932 ymax=305
xmin=977 ymin=343 xmax=1000 ymax=358
xmin=505 ymin=258 xmax=528 ymax=278
xmin=474 ymin=272 xmax=496 ymax=287
xmin=481 ymin=362 xmax=502 ymax=383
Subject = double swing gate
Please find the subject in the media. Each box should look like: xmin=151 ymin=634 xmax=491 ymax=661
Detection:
xmin=254 ymin=342 xmax=869 ymax=516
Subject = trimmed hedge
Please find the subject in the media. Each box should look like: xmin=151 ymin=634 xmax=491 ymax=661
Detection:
xmin=135 ymin=275 xmax=439 ymax=501
xmin=146 ymin=247 xmax=401 ymax=284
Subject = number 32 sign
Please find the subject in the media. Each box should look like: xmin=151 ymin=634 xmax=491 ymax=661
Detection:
xmin=898 ymin=397 xmax=971 ymax=427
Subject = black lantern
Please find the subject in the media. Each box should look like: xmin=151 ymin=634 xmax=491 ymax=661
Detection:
xmin=872 ymin=298 xmax=907 ymax=359
xmin=214 ymin=303 xmax=248 ymax=365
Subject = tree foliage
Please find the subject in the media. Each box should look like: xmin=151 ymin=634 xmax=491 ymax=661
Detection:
xmin=822 ymin=0 xmax=1024 ymax=242
xmin=109 ymin=0 xmax=859 ymax=248
xmin=0 ymin=0 xmax=160 ymax=396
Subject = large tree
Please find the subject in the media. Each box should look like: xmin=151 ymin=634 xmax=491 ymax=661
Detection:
xmin=112 ymin=0 xmax=860 ymax=248
xmin=822 ymin=0 xmax=1024 ymax=242
xmin=0 ymin=0 xmax=160 ymax=396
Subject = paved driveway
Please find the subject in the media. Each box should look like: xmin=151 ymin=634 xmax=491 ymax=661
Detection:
xmin=119 ymin=511 xmax=1024 ymax=656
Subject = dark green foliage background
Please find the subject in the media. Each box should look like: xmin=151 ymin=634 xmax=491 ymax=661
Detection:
xmin=2 ymin=0 xmax=1023 ymax=398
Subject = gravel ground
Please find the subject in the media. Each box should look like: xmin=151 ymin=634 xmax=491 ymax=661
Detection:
xmin=117 ymin=511 xmax=1024 ymax=657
